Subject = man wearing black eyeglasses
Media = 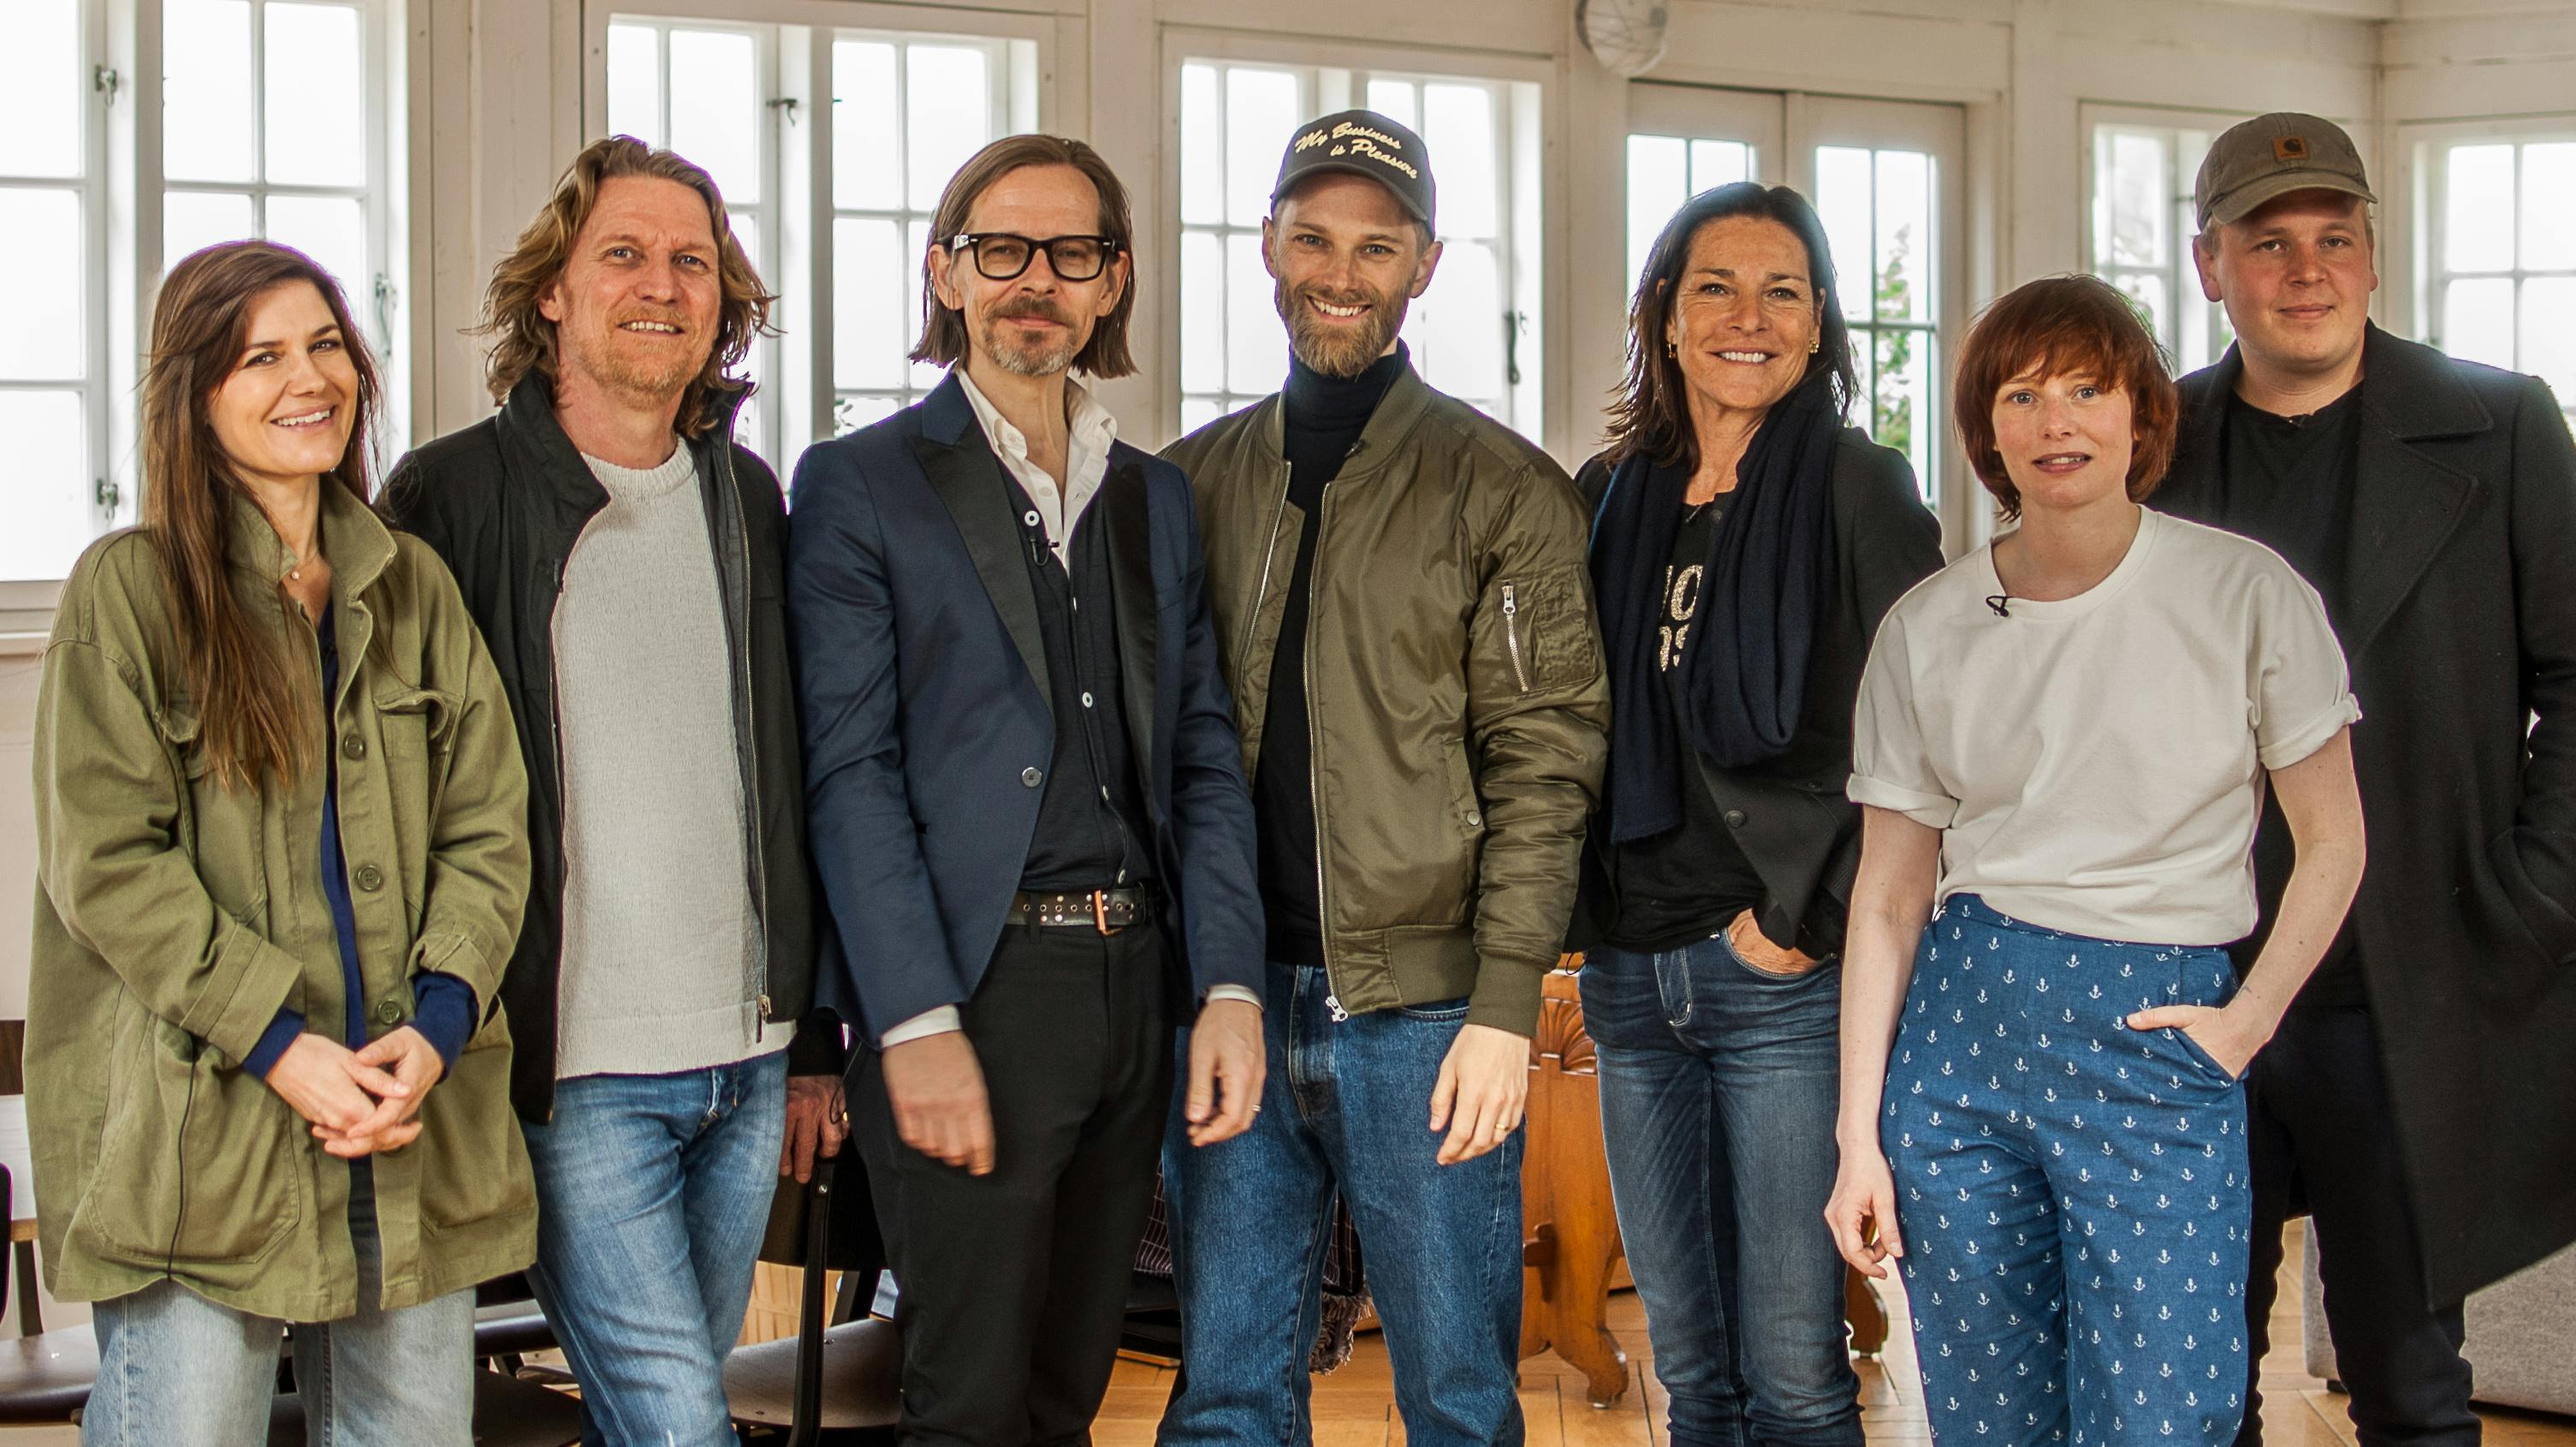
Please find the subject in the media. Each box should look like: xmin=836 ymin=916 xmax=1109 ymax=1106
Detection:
xmin=786 ymin=135 xmax=1267 ymax=1445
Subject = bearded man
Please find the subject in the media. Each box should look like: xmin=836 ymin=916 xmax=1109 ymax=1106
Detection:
xmin=381 ymin=136 xmax=847 ymax=1445
xmin=1154 ymin=110 xmax=1610 ymax=1447
xmin=785 ymin=135 xmax=1267 ymax=1447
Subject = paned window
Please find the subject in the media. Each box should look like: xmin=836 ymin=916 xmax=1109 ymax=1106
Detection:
xmin=2420 ymin=134 xmax=2576 ymax=427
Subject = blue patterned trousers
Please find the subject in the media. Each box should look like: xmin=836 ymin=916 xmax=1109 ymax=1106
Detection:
xmin=1883 ymin=894 xmax=2252 ymax=1447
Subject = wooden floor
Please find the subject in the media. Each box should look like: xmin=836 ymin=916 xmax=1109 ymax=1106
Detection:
xmin=1089 ymin=1222 xmax=2576 ymax=1446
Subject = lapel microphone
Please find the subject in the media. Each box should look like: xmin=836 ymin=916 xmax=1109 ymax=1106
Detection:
xmin=1985 ymin=594 xmax=2013 ymax=618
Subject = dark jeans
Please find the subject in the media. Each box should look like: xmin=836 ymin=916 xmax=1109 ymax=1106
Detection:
xmin=2238 ymin=1005 xmax=2478 ymax=1447
xmin=1158 ymin=962 xmax=1525 ymax=1447
xmin=852 ymin=917 xmax=1174 ymax=1447
xmin=1582 ymin=937 xmax=1862 ymax=1447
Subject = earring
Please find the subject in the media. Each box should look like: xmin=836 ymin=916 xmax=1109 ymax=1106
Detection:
xmin=1808 ymin=335 xmax=1820 ymax=354
xmin=1666 ymin=340 xmax=1677 ymax=358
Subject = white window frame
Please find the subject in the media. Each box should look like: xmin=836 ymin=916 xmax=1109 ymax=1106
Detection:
xmin=2399 ymin=117 xmax=2576 ymax=426
xmin=3 ymin=0 xmax=405 ymax=593
xmin=588 ymin=0 xmax=1048 ymax=467
xmin=1160 ymin=30 xmax=1551 ymax=451
xmin=2080 ymin=104 xmax=2250 ymax=377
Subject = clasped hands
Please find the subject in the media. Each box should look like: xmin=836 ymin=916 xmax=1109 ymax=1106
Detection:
xmin=264 ymin=1029 xmax=445 ymax=1159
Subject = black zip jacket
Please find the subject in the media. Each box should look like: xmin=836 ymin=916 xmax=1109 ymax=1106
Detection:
xmin=383 ymin=374 xmax=842 ymax=1120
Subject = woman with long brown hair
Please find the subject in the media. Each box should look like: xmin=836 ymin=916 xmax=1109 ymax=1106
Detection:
xmin=27 ymin=240 xmax=534 ymax=1443
xmin=1572 ymin=181 xmax=1944 ymax=1447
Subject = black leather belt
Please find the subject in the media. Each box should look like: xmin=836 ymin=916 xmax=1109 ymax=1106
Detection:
xmin=1008 ymin=885 xmax=1156 ymax=933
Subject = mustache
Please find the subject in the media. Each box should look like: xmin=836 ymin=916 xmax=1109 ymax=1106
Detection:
xmin=990 ymin=296 xmax=1073 ymax=326
xmin=610 ymin=310 xmax=691 ymax=330
xmin=1293 ymin=285 xmax=1380 ymax=311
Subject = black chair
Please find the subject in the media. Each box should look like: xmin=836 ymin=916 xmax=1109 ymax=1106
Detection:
xmin=0 ymin=1160 xmax=101 ymax=1427
xmin=723 ymin=1155 xmax=901 ymax=1444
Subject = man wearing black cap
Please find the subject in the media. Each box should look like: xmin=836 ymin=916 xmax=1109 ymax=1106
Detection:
xmin=2157 ymin=111 xmax=2576 ymax=1447
xmin=1155 ymin=110 xmax=1608 ymax=1445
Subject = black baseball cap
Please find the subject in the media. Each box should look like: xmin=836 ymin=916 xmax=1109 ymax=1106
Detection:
xmin=1270 ymin=110 xmax=1436 ymax=231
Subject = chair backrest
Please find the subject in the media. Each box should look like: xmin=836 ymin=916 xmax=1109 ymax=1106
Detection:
xmin=757 ymin=1153 xmax=885 ymax=1281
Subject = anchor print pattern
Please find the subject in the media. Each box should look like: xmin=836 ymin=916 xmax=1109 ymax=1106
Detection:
xmin=1882 ymin=896 xmax=2252 ymax=1447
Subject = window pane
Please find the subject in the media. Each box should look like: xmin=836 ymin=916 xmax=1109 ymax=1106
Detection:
xmin=1225 ymin=231 xmax=1277 ymax=394
xmin=834 ymin=394 xmax=900 ymax=436
xmin=1813 ymin=146 xmax=1873 ymax=321
xmin=164 ymin=0 xmax=256 ymax=183
xmin=1874 ymin=328 xmax=1933 ymax=502
xmin=1848 ymin=327 xmax=1876 ymax=438
xmin=607 ymin=25 xmax=662 ymax=147
xmin=1180 ymin=395 xmax=1222 ymax=436
xmin=1180 ymin=64 xmax=1222 ymax=227
xmin=163 ymin=188 xmax=254 ymax=274
xmin=1626 ymin=135 xmax=1686 ymax=294
xmin=1423 ymin=84 xmax=1496 ymax=237
xmin=1226 ymin=68 xmax=1299 ymax=228
xmin=0 ymin=390 xmax=89 ymax=580
xmin=1689 ymin=139 xmax=1748 ymax=193
xmin=1410 ymin=239 xmax=1503 ymax=403
xmin=668 ymin=29 xmax=759 ymax=206
xmin=264 ymin=4 xmax=365 ymax=187
xmin=2111 ymin=273 xmax=2169 ymax=355
xmin=729 ymin=212 xmax=762 ymax=288
xmin=905 ymin=46 xmax=990 ymax=213
xmin=1365 ymin=80 xmax=1416 ymax=130
xmin=1874 ymin=150 xmax=1932 ymax=323
xmin=1181 ymin=230 xmax=1224 ymax=394
xmin=2522 ymin=145 xmax=2576 ymax=272
xmin=2520 ymin=278 xmax=2576 ymax=409
xmin=2098 ymin=129 xmax=2169 ymax=269
xmin=2445 ymin=145 xmax=2516 ymax=273
xmin=265 ymin=194 xmax=369 ymax=311
xmin=2442 ymin=276 xmax=2514 ymax=369
xmin=833 ymin=217 xmax=905 ymax=391
xmin=0 ymin=189 xmax=83 ymax=379
xmin=0 ymin=0 xmax=83 ymax=179
xmin=832 ymin=40 xmax=899 ymax=211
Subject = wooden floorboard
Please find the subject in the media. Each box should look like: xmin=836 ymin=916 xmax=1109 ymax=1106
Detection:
xmin=1095 ymin=1220 xmax=2576 ymax=1445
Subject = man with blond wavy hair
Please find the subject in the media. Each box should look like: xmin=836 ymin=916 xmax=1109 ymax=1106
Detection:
xmin=383 ymin=135 xmax=848 ymax=1446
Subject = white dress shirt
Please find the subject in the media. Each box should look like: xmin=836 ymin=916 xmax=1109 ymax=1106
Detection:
xmin=880 ymin=371 xmax=1261 ymax=1047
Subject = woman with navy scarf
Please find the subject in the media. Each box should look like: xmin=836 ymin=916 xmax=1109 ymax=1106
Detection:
xmin=1570 ymin=181 xmax=1944 ymax=1447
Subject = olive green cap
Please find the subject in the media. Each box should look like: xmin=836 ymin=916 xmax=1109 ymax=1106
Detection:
xmin=2193 ymin=113 xmax=2376 ymax=232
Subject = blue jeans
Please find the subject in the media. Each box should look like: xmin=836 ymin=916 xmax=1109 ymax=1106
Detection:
xmin=520 ymin=1050 xmax=789 ymax=1447
xmin=1582 ymin=936 xmax=1862 ymax=1447
xmin=1159 ymin=962 xmax=1524 ymax=1447
xmin=86 ymin=1159 xmax=476 ymax=1446
xmin=1883 ymin=895 xmax=2251 ymax=1447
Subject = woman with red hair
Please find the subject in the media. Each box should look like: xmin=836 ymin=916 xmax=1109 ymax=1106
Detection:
xmin=1824 ymin=275 xmax=2367 ymax=1446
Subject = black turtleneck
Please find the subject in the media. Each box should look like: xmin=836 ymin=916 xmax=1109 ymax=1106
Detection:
xmin=1258 ymin=343 xmax=1409 ymax=964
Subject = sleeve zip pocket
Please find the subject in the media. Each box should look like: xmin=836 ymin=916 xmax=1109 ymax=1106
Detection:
xmin=1500 ymin=580 xmax=1532 ymax=694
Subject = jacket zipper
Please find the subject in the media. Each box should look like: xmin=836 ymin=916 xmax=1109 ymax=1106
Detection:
xmin=1307 ymin=439 xmax=1367 ymax=1018
xmin=714 ymin=440 xmax=776 ymax=1040
xmin=1500 ymin=580 xmax=1531 ymax=693
xmin=1238 ymin=454 xmax=1293 ymax=668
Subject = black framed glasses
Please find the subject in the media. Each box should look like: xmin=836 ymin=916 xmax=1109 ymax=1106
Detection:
xmin=944 ymin=232 xmax=1121 ymax=282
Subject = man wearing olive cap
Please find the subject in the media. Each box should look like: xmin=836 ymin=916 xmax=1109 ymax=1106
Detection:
xmin=2157 ymin=111 xmax=2576 ymax=1447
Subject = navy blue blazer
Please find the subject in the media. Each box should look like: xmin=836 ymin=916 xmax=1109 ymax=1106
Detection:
xmin=786 ymin=374 xmax=1264 ymax=1043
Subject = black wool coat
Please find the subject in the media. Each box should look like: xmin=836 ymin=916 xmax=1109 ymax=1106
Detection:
xmin=2156 ymin=324 xmax=2576 ymax=1305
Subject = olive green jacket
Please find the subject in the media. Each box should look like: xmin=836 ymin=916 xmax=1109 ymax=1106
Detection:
xmin=27 ymin=484 xmax=536 ymax=1320
xmin=1166 ymin=364 xmax=1610 ymax=1036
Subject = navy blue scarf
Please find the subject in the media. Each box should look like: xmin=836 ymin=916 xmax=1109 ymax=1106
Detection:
xmin=1591 ymin=376 xmax=1842 ymax=845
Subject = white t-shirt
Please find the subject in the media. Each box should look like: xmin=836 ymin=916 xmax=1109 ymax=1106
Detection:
xmin=1848 ymin=506 xmax=2359 ymax=946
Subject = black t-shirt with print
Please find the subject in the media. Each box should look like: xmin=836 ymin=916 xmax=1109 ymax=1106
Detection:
xmin=1605 ymin=497 xmax=1770 ymax=952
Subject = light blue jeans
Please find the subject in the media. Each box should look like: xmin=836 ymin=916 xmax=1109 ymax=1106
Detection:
xmin=1159 ymin=962 xmax=1525 ymax=1447
xmin=85 ymin=1159 xmax=477 ymax=1446
xmin=519 ymin=1050 xmax=789 ymax=1447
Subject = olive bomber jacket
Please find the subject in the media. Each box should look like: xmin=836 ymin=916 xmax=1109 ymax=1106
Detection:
xmin=27 ymin=483 xmax=536 ymax=1321
xmin=1167 ymin=362 xmax=1611 ymax=1036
